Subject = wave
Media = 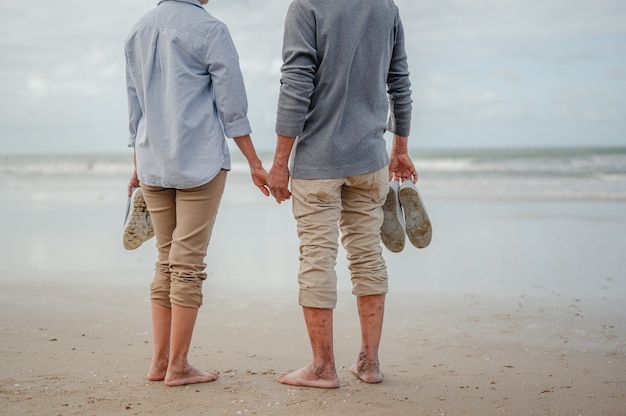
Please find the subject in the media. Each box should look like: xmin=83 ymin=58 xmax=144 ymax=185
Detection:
xmin=414 ymin=147 xmax=626 ymax=178
xmin=1 ymin=147 xmax=625 ymax=199
xmin=0 ymin=154 xmax=132 ymax=176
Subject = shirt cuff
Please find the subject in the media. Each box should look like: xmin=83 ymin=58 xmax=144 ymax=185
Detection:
xmin=223 ymin=117 xmax=252 ymax=138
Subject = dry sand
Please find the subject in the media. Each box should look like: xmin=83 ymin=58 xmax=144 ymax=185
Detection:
xmin=1 ymin=271 xmax=624 ymax=416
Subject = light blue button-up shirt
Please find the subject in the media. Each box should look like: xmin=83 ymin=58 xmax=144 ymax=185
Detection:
xmin=125 ymin=0 xmax=251 ymax=188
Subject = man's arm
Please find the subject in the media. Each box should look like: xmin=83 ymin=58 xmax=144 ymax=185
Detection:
xmin=387 ymin=9 xmax=416 ymax=183
xmin=386 ymin=10 xmax=412 ymax=138
xmin=275 ymin=2 xmax=317 ymax=139
xmin=268 ymin=134 xmax=296 ymax=203
xmin=389 ymin=134 xmax=418 ymax=183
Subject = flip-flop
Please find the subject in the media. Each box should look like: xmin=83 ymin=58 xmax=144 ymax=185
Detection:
xmin=123 ymin=187 xmax=154 ymax=250
xmin=381 ymin=180 xmax=405 ymax=253
xmin=399 ymin=180 xmax=432 ymax=249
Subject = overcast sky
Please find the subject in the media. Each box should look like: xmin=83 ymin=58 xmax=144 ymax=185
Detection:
xmin=0 ymin=0 xmax=624 ymax=154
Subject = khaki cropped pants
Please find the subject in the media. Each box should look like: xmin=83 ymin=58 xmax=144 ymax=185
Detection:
xmin=291 ymin=167 xmax=389 ymax=309
xmin=140 ymin=170 xmax=227 ymax=309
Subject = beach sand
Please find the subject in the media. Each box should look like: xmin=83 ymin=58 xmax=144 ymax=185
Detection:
xmin=1 ymin=172 xmax=625 ymax=415
xmin=2 ymin=279 xmax=625 ymax=416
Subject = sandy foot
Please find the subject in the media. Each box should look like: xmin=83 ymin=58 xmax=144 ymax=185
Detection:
xmin=163 ymin=365 xmax=218 ymax=387
xmin=277 ymin=363 xmax=340 ymax=389
xmin=349 ymin=361 xmax=383 ymax=384
xmin=147 ymin=358 xmax=168 ymax=381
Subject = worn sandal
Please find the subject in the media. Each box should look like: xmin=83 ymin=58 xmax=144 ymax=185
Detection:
xmin=398 ymin=180 xmax=432 ymax=249
xmin=123 ymin=187 xmax=154 ymax=250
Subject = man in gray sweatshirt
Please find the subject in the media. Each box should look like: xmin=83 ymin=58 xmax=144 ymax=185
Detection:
xmin=268 ymin=0 xmax=418 ymax=388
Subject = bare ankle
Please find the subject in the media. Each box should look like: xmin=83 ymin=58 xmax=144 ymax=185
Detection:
xmin=148 ymin=357 xmax=169 ymax=381
xmin=350 ymin=354 xmax=383 ymax=384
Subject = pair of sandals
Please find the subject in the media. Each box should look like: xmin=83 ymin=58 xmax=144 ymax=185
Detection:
xmin=123 ymin=187 xmax=154 ymax=250
xmin=381 ymin=180 xmax=432 ymax=253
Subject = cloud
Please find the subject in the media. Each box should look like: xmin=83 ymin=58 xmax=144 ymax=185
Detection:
xmin=399 ymin=0 xmax=626 ymax=43
xmin=553 ymin=87 xmax=626 ymax=123
xmin=492 ymin=68 xmax=523 ymax=84
xmin=0 ymin=0 xmax=625 ymax=153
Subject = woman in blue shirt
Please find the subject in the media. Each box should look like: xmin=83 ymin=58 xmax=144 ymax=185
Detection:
xmin=124 ymin=0 xmax=269 ymax=387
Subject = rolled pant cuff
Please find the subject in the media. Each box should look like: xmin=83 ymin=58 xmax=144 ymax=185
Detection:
xmin=169 ymin=280 xmax=204 ymax=309
xmin=299 ymin=288 xmax=337 ymax=309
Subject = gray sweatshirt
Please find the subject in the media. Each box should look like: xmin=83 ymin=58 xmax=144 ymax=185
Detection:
xmin=276 ymin=0 xmax=412 ymax=179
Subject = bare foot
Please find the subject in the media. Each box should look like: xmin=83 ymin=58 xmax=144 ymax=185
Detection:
xmin=147 ymin=357 xmax=168 ymax=381
xmin=164 ymin=364 xmax=218 ymax=387
xmin=349 ymin=360 xmax=383 ymax=384
xmin=277 ymin=363 xmax=340 ymax=389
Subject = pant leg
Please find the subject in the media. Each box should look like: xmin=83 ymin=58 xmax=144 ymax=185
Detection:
xmin=140 ymin=184 xmax=176 ymax=309
xmin=291 ymin=177 xmax=343 ymax=309
xmin=339 ymin=167 xmax=389 ymax=297
xmin=141 ymin=170 xmax=227 ymax=309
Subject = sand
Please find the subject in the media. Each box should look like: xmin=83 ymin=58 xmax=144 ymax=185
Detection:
xmin=1 ymin=272 xmax=625 ymax=416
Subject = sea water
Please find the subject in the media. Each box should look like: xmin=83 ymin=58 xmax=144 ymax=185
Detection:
xmin=0 ymin=147 xmax=625 ymax=300
xmin=1 ymin=147 xmax=625 ymax=199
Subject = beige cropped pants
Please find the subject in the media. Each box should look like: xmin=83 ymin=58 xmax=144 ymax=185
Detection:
xmin=140 ymin=170 xmax=227 ymax=309
xmin=291 ymin=167 xmax=389 ymax=309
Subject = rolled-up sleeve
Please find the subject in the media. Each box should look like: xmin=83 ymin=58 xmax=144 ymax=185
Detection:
xmin=206 ymin=24 xmax=252 ymax=138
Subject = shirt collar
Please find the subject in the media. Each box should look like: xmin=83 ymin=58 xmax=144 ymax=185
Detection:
xmin=157 ymin=0 xmax=204 ymax=8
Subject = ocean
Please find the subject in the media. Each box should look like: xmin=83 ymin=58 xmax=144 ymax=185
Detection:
xmin=2 ymin=146 xmax=625 ymax=200
xmin=1 ymin=146 xmax=625 ymax=300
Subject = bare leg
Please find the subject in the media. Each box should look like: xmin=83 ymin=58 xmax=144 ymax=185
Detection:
xmin=163 ymin=304 xmax=218 ymax=387
xmin=349 ymin=294 xmax=385 ymax=383
xmin=278 ymin=307 xmax=340 ymax=389
xmin=148 ymin=301 xmax=171 ymax=381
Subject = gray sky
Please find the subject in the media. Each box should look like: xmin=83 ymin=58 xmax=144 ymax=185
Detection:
xmin=0 ymin=0 xmax=625 ymax=154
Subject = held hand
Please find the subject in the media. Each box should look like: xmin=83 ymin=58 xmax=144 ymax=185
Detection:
xmin=231 ymin=135 xmax=270 ymax=196
xmin=251 ymin=165 xmax=271 ymax=196
xmin=389 ymin=152 xmax=418 ymax=183
xmin=267 ymin=165 xmax=291 ymax=204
